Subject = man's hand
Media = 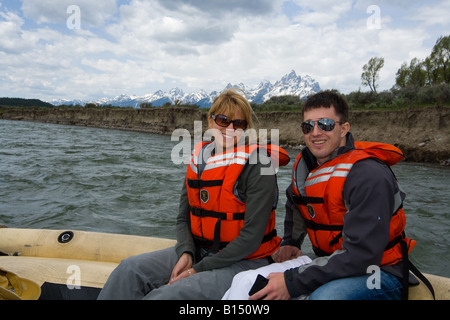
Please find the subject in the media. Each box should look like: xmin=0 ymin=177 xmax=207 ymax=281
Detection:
xmin=249 ymin=273 xmax=290 ymax=300
xmin=273 ymin=245 xmax=301 ymax=263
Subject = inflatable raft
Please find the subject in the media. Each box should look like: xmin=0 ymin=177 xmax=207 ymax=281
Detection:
xmin=0 ymin=228 xmax=448 ymax=300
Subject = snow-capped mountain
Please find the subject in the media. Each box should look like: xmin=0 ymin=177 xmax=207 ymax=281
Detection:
xmin=50 ymin=70 xmax=320 ymax=108
xmin=265 ymin=72 xmax=320 ymax=101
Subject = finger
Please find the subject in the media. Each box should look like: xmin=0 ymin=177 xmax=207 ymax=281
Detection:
xmin=169 ymin=273 xmax=183 ymax=285
xmin=169 ymin=268 xmax=192 ymax=285
xmin=275 ymin=251 xmax=289 ymax=263
xmin=169 ymin=270 xmax=180 ymax=284
xmin=169 ymin=269 xmax=185 ymax=284
xmin=168 ymin=274 xmax=178 ymax=285
xmin=249 ymin=286 xmax=268 ymax=300
xmin=272 ymin=250 xmax=283 ymax=262
xmin=272 ymin=251 xmax=282 ymax=263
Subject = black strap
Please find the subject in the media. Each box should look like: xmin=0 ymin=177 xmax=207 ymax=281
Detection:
xmin=306 ymin=226 xmax=407 ymax=252
xmin=304 ymin=220 xmax=343 ymax=232
xmin=187 ymin=179 xmax=223 ymax=189
xmin=194 ymin=226 xmax=278 ymax=252
xmin=212 ymin=218 xmax=223 ymax=252
xmin=328 ymin=231 xmax=343 ymax=246
xmin=385 ymin=234 xmax=403 ymax=251
xmin=190 ymin=207 xmax=245 ymax=220
xmin=400 ymin=239 xmax=410 ymax=300
xmin=400 ymin=238 xmax=435 ymax=300
xmin=304 ymin=219 xmax=344 ymax=248
xmin=312 ymin=246 xmax=332 ymax=257
xmin=407 ymin=260 xmax=435 ymax=300
xmin=291 ymin=194 xmax=324 ymax=205
xmin=190 ymin=207 xmax=245 ymax=253
xmin=312 ymin=233 xmax=402 ymax=258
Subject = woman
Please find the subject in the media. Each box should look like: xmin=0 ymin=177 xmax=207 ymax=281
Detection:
xmin=98 ymin=88 xmax=289 ymax=300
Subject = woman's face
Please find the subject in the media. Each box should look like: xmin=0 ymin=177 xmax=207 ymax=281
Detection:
xmin=208 ymin=108 xmax=246 ymax=151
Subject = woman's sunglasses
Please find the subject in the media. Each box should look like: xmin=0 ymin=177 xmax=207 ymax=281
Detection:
xmin=211 ymin=114 xmax=248 ymax=130
xmin=301 ymin=118 xmax=342 ymax=134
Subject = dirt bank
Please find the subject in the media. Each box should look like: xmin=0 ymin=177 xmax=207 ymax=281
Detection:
xmin=1 ymin=106 xmax=449 ymax=165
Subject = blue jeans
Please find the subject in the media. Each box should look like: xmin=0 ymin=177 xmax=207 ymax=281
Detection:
xmin=308 ymin=271 xmax=403 ymax=300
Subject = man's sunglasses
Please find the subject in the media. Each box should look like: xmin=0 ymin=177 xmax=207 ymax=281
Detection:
xmin=211 ymin=114 xmax=248 ymax=130
xmin=301 ymin=118 xmax=342 ymax=134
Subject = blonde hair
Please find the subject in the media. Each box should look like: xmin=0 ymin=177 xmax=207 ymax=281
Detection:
xmin=208 ymin=88 xmax=257 ymax=130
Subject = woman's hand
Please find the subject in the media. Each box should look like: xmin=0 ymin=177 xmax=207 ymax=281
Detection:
xmin=168 ymin=253 xmax=196 ymax=284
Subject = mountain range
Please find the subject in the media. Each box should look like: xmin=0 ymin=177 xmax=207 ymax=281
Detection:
xmin=50 ymin=70 xmax=320 ymax=108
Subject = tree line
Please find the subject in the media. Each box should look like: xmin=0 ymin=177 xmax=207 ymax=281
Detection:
xmin=395 ymin=35 xmax=449 ymax=88
xmin=355 ymin=35 xmax=450 ymax=109
xmin=362 ymin=35 xmax=449 ymax=92
xmin=0 ymin=97 xmax=54 ymax=108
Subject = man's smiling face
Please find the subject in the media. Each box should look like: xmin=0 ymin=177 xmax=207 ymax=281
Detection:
xmin=302 ymin=106 xmax=349 ymax=165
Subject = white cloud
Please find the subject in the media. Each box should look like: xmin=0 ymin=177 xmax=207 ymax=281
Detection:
xmin=406 ymin=0 xmax=450 ymax=26
xmin=0 ymin=0 xmax=447 ymax=101
xmin=290 ymin=0 xmax=354 ymax=26
xmin=0 ymin=9 xmax=35 ymax=54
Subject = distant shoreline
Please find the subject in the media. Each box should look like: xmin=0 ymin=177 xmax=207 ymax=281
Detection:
xmin=1 ymin=106 xmax=449 ymax=165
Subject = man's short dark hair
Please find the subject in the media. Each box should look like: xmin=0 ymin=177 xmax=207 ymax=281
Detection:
xmin=302 ymin=91 xmax=349 ymax=123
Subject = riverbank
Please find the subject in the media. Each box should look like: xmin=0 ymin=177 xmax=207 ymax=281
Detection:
xmin=1 ymin=106 xmax=449 ymax=165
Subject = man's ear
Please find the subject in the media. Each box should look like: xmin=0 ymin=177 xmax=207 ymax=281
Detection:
xmin=341 ymin=122 xmax=350 ymax=138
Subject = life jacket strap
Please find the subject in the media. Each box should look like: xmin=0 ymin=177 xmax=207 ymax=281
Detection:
xmin=399 ymin=237 xmax=435 ymax=300
xmin=193 ymin=225 xmax=277 ymax=253
xmin=190 ymin=207 xmax=245 ymax=253
xmin=190 ymin=207 xmax=245 ymax=220
xmin=304 ymin=220 xmax=343 ymax=232
xmin=187 ymin=179 xmax=223 ymax=189
xmin=310 ymin=229 xmax=405 ymax=256
xmin=291 ymin=194 xmax=324 ymax=205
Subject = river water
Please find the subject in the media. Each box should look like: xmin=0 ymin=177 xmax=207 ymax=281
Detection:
xmin=0 ymin=119 xmax=448 ymax=277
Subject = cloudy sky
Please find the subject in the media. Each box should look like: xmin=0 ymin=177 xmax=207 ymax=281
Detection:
xmin=0 ymin=0 xmax=449 ymax=102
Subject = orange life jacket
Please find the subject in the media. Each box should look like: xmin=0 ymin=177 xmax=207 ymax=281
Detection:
xmin=186 ymin=141 xmax=289 ymax=260
xmin=291 ymin=141 xmax=416 ymax=266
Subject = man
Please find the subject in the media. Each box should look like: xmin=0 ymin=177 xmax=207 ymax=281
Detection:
xmin=249 ymin=91 xmax=417 ymax=300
